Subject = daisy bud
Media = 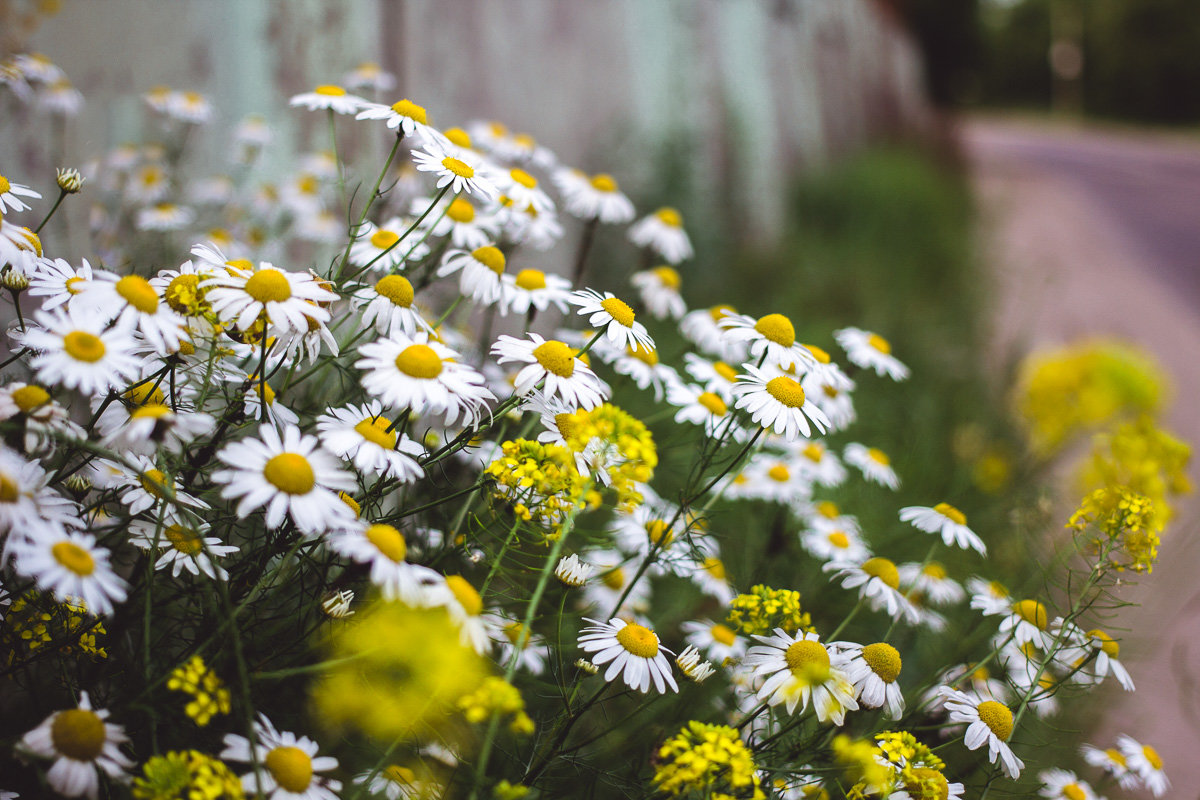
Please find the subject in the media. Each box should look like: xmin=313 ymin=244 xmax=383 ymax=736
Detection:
xmin=56 ymin=167 xmax=84 ymax=194
xmin=322 ymin=589 xmax=355 ymax=618
xmin=574 ymin=658 xmax=599 ymax=675
xmin=1 ymin=265 xmax=29 ymax=290
xmin=675 ymin=645 xmax=716 ymax=684
xmin=555 ymin=554 xmax=593 ymax=587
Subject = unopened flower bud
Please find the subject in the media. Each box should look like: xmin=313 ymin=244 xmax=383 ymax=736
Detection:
xmin=56 ymin=167 xmax=84 ymax=193
xmin=1 ymin=266 xmax=29 ymax=290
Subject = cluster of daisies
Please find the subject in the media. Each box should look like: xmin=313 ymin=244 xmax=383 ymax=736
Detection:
xmin=0 ymin=52 xmax=1170 ymax=800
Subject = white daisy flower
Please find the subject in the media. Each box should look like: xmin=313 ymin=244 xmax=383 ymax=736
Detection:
xmin=432 ymin=575 xmax=493 ymax=654
xmin=899 ymin=502 xmax=986 ymax=555
xmin=128 ymin=517 xmax=237 ymax=580
xmin=559 ymin=170 xmax=636 ymax=223
xmin=18 ymin=692 xmax=134 ymax=800
xmin=40 ymin=79 xmax=84 ymax=117
xmin=742 ymin=629 xmax=858 ymax=723
xmin=27 ymin=258 xmax=94 ymax=310
xmin=843 ymin=443 xmax=899 ymax=489
xmin=0 ymin=382 xmax=82 ymax=452
xmin=555 ymin=554 xmax=594 ymax=586
xmin=567 ymin=289 xmax=655 ymax=352
xmin=343 ymin=62 xmax=396 ymax=92
xmin=579 ymin=552 xmax=651 ymax=616
xmin=826 ymin=557 xmax=919 ymax=624
xmin=686 ymin=554 xmax=735 ymax=604
xmin=411 ymin=142 xmax=499 ymax=201
xmin=497 ymin=167 xmax=554 ymax=214
xmin=1070 ymin=627 xmax=1134 ymax=691
xmin=327 ymin=521 xmax=443 ymax=604
xmin=353 ymin=765 xmax=431 ymax=800
xmin=798 ymin=525 xmax=869 ymax=566
xmin=24 ymin=308 xmax=141 ymax=396
xmin=289 ymin=84 xmax=366 ymax=115
xmin=348 ymin=218 xmax=426 ymax=273
xmin=802 ymin=370 xmax=857 ymax=432
xmin=492 ymin=617 xmax=550 ymax=675
xmin=0 ymin=448 xmax=81 ymax=544
xmin=793 ymin=440 xmax=848 ymax=488
xmin=1080 ymin=742 xmax=1138 ymax=790
xmin=203 ymin=261 xmax=337 ymax=335
xmin=491 ymin=333 xmax=607 ymax=410
xmin=100 ymin=402 xmax=214 ymax=456
xmin=355 ymin=98 xmax=445 ymax=146
xmin=504 ymin=200 xmax=564 ymax=250
xmin=0 ymin=173 xmax=41 ymax=213
xmin=578 ymin=617 xmax=678 ymax=694
xmin=834 ymin=641 xmax=905 ymax=719
xmin=675 ymin=645 xmax=716 ymax=683
xmin=682 ymin=353 xmax=742 ymax=402
xmin=681 ymin=618 xmax=746 ymax=663
xmin=680 ymin=304 xmax=746 ymax=361
xmin=897 ymin=561 xmax=965 ymax=606
xmin=316 ymin=401 xmax=426 ymax=482
xmin=1117 ymin=734 xmax=1169 ymax=797
xmin=666 ymin=380 xmax=742 ymax=440
xmin=357 ymin=331 xmax=495 ymax=426
xmin=72 ymin=269 xmax=188 ymax=355
xmin=1037 ymin=768 xmax=1100 ymax=800
xmin=889 ymin=772 xmax=965 ymax=800
xmin=835 ymin=327 xmax=909 ymax=380
xmin=135 ymin=203 xmax=196 ymax=232
xmin=738 ymin=454 xmax=811 ymax=505
xmin=351 ymin=274 xmax=433 ymax=338
xmin=437 ymin=246 xmax=508 ymax=306
xmin=11 ymin=529 xmax=128 ymax=616
xmin=994 ymin=598 xmax=1051 ymax=649
xmin=126 ymin=162 xmax=170 ymax=205
xmin=628 ymin=207 xmax=693 ymax=264
xmin=499 ymin=267 xmax=572 ymax=316
xmin=164 ymin=90 xmax=212 ymax=124
xmin=213 ymin=424 xmax=357 ymax=535
xmin=719 ymin=312 xmax=817 ymax=372
xmin=421 ymin=194 xmax=500 ymax=251
xmin=100 ymin=456 xmax=208 ymax=516
xmin=732 ymin=365 xmax=830 ymax=441
xmin=607 ymin=345 xmax=678 ymax=401
xmin=220 ymin=714 xmax=341 ymax=800
xmin=967 ymin=576 xmax=1013 ymax=616
xmin=939 ymin=688 xmax=1023 ymax=778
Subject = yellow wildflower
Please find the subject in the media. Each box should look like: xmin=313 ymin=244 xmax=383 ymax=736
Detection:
xmin=653 ymin=721 xmax=764 ymax=800
xmin=726 ymin=585 xmax=812 ymax=636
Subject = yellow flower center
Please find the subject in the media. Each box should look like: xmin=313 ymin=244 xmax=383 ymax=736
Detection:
xmin=446 ymin=197 xmax=475 ymax=223
xmin=784 ymin=639 xmax=830 ymax=681
xmin=1087 ymin=628 xmax=1119 ymax=658
xmin=933 ymin=502 xmax=966 ymax=525
xmin=0 ymin=175 xmax=9 ymax=193
xmin=867 ymin=333 xmax=891 ymax=354
xmin=702 ymin=557 xmax=726 ymax=581
xmin=50 ymin=708 xmax=106 ymax=761
xmin=711 ymin=623 xmax=737 ymax=646
xmin=365 ymin=523 xmax=407 ymax=563
xmin=906 ymin=768 xmax=949 ymax=800
xmin=817 ymin=501 xmax=839 ymax=519
xmin=1061 ymin=784 xmax=1086 ymax=800
xmin=340 ymin=492 xmax=361 ymax=517
xmin=976 ymin=700 xmax=1013 ymax=741
xmin=804 ymin=344 xmax=831 ymax=364
xmin=383 ymin=764 xmax=416 ymax=785
xmin=651 ymin=266 xmax=681 ymax=289
xmin=972 ymin=665 xmax=991 ymax=681
xmin=713 ymin=361 xmax=738 ymax=383
xmin=1105 ymin=748 xmax=1126 ymax=767
xmin=922 ymin=562 xmax=948 ymax=580
xmin=708 ymin=304 xmax=735 ymax=322
xmin=590 ymin=173 xmax=617 ymax=192
xmin=988 ymin=580 xmax=1008 ymax=598
xmin=601 ymin=566 xmax=625 ymax=590
xmin=627 ymin=345 xmax=657 ymax=365
xmin=765 ymin=376 xmax=806 ymax=408
xmin=262 ymin=453 xmax=316 ymax=495
xmin=165 ymin=273 xmax=202 ymax=314
xmin=861 ymin=642 xmax=902 ymax=683
xmin=52 ymin=541 xmax=95 ymax=576
xmin=370 ymin=229 xmax=400 ymax=250
xmin=1011 ymin=599 xmax=1047 ymax=630
xmin=164 ymin=525 xmax=203 ymax=556
xmin=138 ymin=468 xmax=172 ymax=498
xmin=862 ymin=557 xmax=900 ymax=590
xmin=515 ymin=269 xmax=546 ymax=291
xmin=63 ymin=331 xmax=106 ymax=363
xmin=446 ymin=575 xmax=482 ymax=616
xmin=510 ymin=168 xmax=537 ymax=188
xmin=472 ymin=246 xmax=506 ymax=275
xmin=374 ymin=274 xmax=414 ymax=308
xmin=503 ymin=621 xmax=528 ymax=646
xmin=697 ymin=392 xmax=727 ymax=416
xmin=827 ymin=531 xmax=850 ymax=549
xmin=823 ymin=385 xmax=839 ymax=398
xmin=754 ymin=313 xmax=796 ymax=347
xmin=20 ymin=227 xmax=41 ymax=256
xmin=12 ymin=385 xmax=50 ymax=413
xmin=533 ymin=340 xmax=576 ymax=377
xmin=115 ymin=275 xmax=159 ymax=314
xmin=616 ymin=622 xmax=659 ymax=658
xmin=394 ymin=344 xmax=443 ymax=379
xmin=442 ymin=156 xmax=474 ymax=178
xmin=1142 ymin=745 xmax=1163 ymax=770
xmin=65 ymin=276 xmax=85 ymax=295
xmin=315 ymin=84 xmax=345 ymax=96
xmin=645 ymin=520 xmax=674 ymax=547
xmin=868 ymin=448 xmax=890 ymax=465
xmin=655 ymin=207 xmax=682 ymax=227
xmin=243 ymin=269 xmax=292 ymax=303
xmin=803 ymin=443 xmax=824 ymax=462
xmin=354 ymin=416 xmax=398 ymax=449
xmin=265 ymin=746 xmax=313 ymax=793
xmin=390 ymin=99 xmax=428 ymax=124
xmin=130 ymin=403 xmax=172 ymax=421
xmin=767 ymin=464 xmax=790 ymax=482
xmin=600 ymin=296 xmax=636 ymax=328
xmin=443 ymin=127 xmax=472 ymax=148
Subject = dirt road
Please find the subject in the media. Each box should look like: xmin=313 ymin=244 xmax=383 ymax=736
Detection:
xmin=965 ymin=116 xmax=1200 ymax=787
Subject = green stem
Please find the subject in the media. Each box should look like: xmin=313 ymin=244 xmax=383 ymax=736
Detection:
xmin=34 ymin=188 xmax=67 ymax=234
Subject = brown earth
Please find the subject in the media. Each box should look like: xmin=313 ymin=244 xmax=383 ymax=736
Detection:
xmin=964 ymin=115 xmax=1200 ymax=788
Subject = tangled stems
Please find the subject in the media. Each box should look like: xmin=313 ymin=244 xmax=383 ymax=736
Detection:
xmin=332 ymin=134 xmax=404 ymax=283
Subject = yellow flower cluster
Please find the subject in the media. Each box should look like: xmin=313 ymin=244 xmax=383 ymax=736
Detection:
xmin=1069 ymin=486 xmax=1160 ymax=572
xmin=832 ymin=734 xmax=893 ymax=798
xmin=312 ymin=601 xmax=487 ymax=741
xmin=131 ymin=749 xmax=244 ymax=800
xmin=874 ymin=731 xmax=950 ymax=800
xmin=653 ymin=721 xmax=764 ymax=800
xmin=1079 ymin=416 xmax=1191 ymax=526
xmin=0 ymin=592 xmax=107 ymax=664
xmin=1015 ymin=341 xmax=1164 ymax=456
xmin=726 ymin=585 xmax=812 ymax=636
xmin=457 ymin=676 xmax=535 ymax=735
xmin=485 ymin=438 xmax=589 ymax=528
xmin=560 ymin=403 xmax=657 ymax=511
xmin=167 ymin=655 xmax=231 ymax=727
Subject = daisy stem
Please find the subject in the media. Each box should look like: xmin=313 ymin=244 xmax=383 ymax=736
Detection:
xmin=214 ymin=572 xmax=266 ymax=799
xmin=353 ymin=185 xmax=452 ymax=278
xmin=434 ymin=295 xmax=463 ymax=328
xmin=827 ymin=598 xmax=866 ymax=641
xmin=571 ymin=218 xmax=599 ymax=287
xmin=33 ymin=188 xmax=67 ymax=234
xmin=329 ymin=109 xmax=349 ymax=214
xmin=258 ymin=333 xmax=270 ymax=423
xmin=523 ymin=679 xmax=612 ymax=785
xmin=479 ymin=517 xmax=521 ymax=600
xmin=333 ymin=134 xmax=403 ymax=282
xmin=734 ymin=699 xmax=772 ymax=730
xmin=9 ymin=289 xmax=24 ymax=331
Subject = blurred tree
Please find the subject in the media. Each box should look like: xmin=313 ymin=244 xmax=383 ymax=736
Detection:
xmin=978 ymin=0 xmax=1053 ymax=109
xmin=882 ymin=0 xmax=984 ymax=107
